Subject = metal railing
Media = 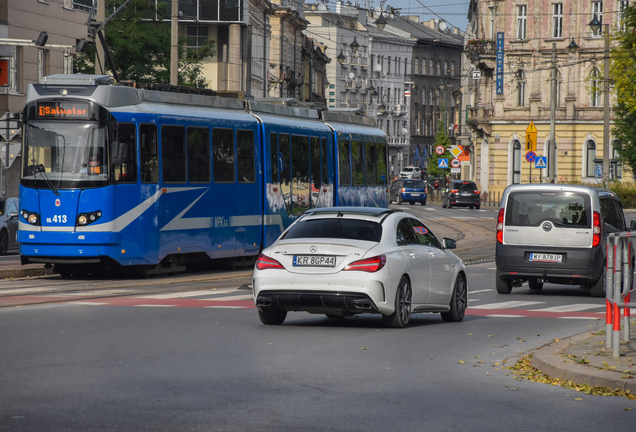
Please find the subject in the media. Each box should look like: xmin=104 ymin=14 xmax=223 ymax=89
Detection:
xmin=605 ymin=233 xmax=635 ymax=358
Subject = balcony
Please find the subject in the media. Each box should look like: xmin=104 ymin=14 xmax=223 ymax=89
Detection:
xmin=465 ymin=39 xmax=495 ymax=57
xmin=466 ymin=105 xmax=494 ymax=124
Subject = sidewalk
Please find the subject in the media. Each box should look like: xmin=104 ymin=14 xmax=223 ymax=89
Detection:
xmin=528 ymin=322 xmax=636 ymax=393
xmin=0 ymin=257 xmax=51 ymax=279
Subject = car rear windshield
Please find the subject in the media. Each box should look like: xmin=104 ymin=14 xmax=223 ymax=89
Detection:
xmin=402 ymin=168 xmax=413 ymax=172
xmin=505 ymin=191 xmax=591 ymax=228
xmin=404 ymin=181 xmax=425 ymax=188
xmin=280 ymin=218 xmax=383 ymax=242
xmin=454 ymin=182 xmax=477 ymax=190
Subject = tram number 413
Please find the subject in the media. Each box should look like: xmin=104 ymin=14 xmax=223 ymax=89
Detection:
xmin=48 ymin=215 xmax=68 ymax=223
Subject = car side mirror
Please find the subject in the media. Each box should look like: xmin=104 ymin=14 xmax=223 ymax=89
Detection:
xmin=9 ymin=211 xmax=18 ymax=219
xmin=443 ymin=238 xmax=456 ymax=249
xmin=631 ymin=220 xmax=636 ymax=231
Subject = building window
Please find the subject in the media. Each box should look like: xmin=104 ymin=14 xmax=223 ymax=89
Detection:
xmin=592 ymin=1 xmax=603 ymax=36
xmin=187 ymin=26 xmax=209 ymax=49
xmin=387 ymin=57 xmax=391 ymax=74
xmin=450 ymin=61 xmax=455 ymax=76
xmin=513 ymin=140 xmax=521 ymax=184
xmin=436 ymin=61 xmax=441 ymax=76
xmin=552 ymin=3 xmax=563 ymax=38
xmin=585 ymin=140 xmax=596 ymax=177
xmin=590 ymin=68 xmax=601 ymax=107
xmin=422 ymin=87 xmax=426 ymax=105
xmin=37 ymin=49 xmax=49 ymax=84
xmin=429 ymin=59 xmax=434 ymax=75
xmin=414 ymin=57 xmax=419 ymax=74
xmin=489 ymin=7 xmax=496 ymax=39
xmin=619 ymin=1 xmax=629 ymax=31
xmin=428 ymin=88 xmax=433 ymax=106
xmin=422 ymin=58 xmax=426 ymax=74
xmin=517 ymin=5 xmax=527 ymax=40
xmin=443 ymin=61 xmax=448 ymax=75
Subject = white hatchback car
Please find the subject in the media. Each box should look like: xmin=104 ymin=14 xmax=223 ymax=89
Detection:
xmin=399 ymin=166 xmax=422 ymax=179
xmin=253 ymin=207 xmax=467 ymax=327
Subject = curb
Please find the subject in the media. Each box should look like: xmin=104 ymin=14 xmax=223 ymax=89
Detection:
xmin=0 ymin=267 xmax=53 ymax=279
xmin=531 ymin=328 xmax=636 ymax=393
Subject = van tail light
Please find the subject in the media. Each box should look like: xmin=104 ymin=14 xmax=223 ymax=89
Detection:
xmin=592 ymin=211 xmax=602 ymax=247
xmin=451 ymin=189 xmax=459 ymax=194
xmin=256 ymin=253 xmax=284 ymax=270
xmin=344 ymin=255 xmax=386 ymax=273
xmin=496 ymin=208 xmax=505 ymax=244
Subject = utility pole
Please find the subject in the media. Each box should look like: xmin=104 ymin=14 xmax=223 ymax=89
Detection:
xmin=170 ymin=0 xmax=178 ymax=85
xmin=95 ymin=0 xmax=105 ymax=75
xmin=548 ymin=43 xmax=557 ymax=183
xmin=603 ymin=23 xmax=610 ymax=181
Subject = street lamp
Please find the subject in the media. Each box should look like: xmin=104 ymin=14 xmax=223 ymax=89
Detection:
xmin=375 ymin=13 xmax=387 ymax=32
xmin=567 ymin=39 xmax=578 ymax=54
xmin=337 ymin=49 xmax=345 ymax=65
xmin=350 ymin=37 xmax=359 ymax=54
xmin=588 ymin=18 xmax=611 ymax=181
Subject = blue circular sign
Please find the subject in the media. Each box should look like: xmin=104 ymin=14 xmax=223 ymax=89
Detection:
xmin=525 ymin=151 xmax=537 ymax=163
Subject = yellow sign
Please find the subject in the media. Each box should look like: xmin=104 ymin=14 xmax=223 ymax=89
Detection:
xmin=525 ymin=122 xmax=538 ymax=152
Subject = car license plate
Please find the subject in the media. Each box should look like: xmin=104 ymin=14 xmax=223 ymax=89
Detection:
xmin=529 ymin=253 xmax=563 ymax=263
xmin=410 ymin=193 xmax=421 ymax=197
xmin=293 ymin=255 xmax=336 ymax=267
xmin=461 ymin=192 xmax=472 ymax=196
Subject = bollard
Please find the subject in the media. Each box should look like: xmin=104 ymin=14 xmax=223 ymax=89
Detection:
xmin=614 ymin=238 xmax=623 ymax=359
xmin=624 ymin=238 xmax=631 ymax=343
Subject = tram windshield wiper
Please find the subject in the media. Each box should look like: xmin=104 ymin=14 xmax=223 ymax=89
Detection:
xmin=31 ymin=158 xmax=60 ymax=196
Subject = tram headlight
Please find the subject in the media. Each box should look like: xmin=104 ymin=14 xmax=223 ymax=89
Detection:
xmin=76 ymin=210 xmax=102 ymax=226
xmin=21 ymin=210 xmax=40 ymax=226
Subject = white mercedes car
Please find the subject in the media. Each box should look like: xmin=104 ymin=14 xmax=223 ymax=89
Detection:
xmin=253 ymin=207 xmax=467 ymax=327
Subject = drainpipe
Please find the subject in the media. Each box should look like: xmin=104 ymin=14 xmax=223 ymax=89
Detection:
xmin=280 ymin=14 xmax=294 ymax=98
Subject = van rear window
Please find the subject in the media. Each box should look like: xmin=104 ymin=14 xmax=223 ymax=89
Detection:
xmin=505 ymin=191 xmax=591 ymax=228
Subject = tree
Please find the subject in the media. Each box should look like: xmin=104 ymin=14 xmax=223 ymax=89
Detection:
xmin=74 ymin=0 xmax=215 ymax=87
xmin=427 ymin=119 xmax=453 ymax=180
xmin=610 ymin=4 xmax=636 ymax=173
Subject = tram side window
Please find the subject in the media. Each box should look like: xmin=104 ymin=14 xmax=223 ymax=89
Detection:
xmin=339 ymin=139 xmax=351 ymax=186
xmin=365 ymin=142 xmax=377 ymax=186
xmin=114 ymin=123 xmax=137 ymax=183
xmin=291 ymin=135 xmax=310 ymax=214
xmin=187 ymin=127 xmax=210 ymax=183
xmin=140 ymin=124 xmax=159 ymax=183
xmin=279 ymin=134 xmax=291 ymax=211
xmin=237 ymin=130 xmax=255 ymax=183
xmin=270 ymin=132 xmax=278 ymax=183
xmin=213 ymin=128 xmax=234 ymax=183
xmin=310 ymin=137 xmax=320 ymax=200
xmin=321 ymin=138 xmax=328 ymax=185
xmin=377 ymin=142 xmax=387 ymax=185
xmin=162 ymin=126 xmax=186 ymax=183
xmin=352 ymin=141 xmax=364 ymax=186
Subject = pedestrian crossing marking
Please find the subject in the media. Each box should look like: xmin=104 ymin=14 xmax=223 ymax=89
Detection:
xmin=470 ymin=301 xmax=545 ymax=309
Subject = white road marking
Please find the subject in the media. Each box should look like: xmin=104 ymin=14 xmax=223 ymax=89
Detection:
xmin=557 ymin=316 xmax=603 ymax=319
xmin=203 ymin=306 xmax=245 ymax=309
xmin=66 ymin=301 xmax=108 ymax=305
xmin=133 ymin=304 xmax=176 ymax=307
xmin=470 ymin=289 xmax=493 ymax=294
xmin=485 ymin=314 xmax=524 ymax=318
xmin=470 ymin=301 xmax=545 ymax=309
xmin=138 ymin=289 xmax=240 ymax=299
xmin=530 ymin=304 xmax=605 ymax=312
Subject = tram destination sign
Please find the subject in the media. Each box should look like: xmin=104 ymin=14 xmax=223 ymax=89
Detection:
xmin=36 ymin=101 xmax=90 ymax=119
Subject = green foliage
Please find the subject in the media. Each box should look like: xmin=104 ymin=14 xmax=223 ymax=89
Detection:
xmin=557 ymin=178 xmax=636 ymax=208
xmin=427 ymin=120 xmax=453 ymax=178
xmin=611 ymin=4 xmax=636 ymax=175
xmin=73 ymin=0 xmax=215 ymax=87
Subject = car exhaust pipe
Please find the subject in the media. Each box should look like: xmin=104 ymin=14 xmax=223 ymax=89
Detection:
xmin=256 ymin=299 xmax=272 ymax=307
xmin=353 ymin=300 xmax=373 ymax=310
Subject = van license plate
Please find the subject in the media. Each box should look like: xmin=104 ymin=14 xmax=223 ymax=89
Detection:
xmin=529 ymin=253 xmax=562 ymax=263
xmin=293 ymin=255 xmax=336 ymax=267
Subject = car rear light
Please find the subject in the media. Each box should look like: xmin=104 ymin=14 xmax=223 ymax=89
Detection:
xmin=496 ymin=208 xmax=505 ymax=244
xmin=451 ymin=189 xmax=459 ymax=194
xmin=400 ymin=187 xmax=405 ymax=193
xmin=344 ymin=255 xmax=386 ymax=273
xmin=256 ymin=253 xmax=284 ymax=270
xmin=474 ymin=190 xmax=480 ymax=194
xmin=592 ymin=211 xmax=601 ymax=247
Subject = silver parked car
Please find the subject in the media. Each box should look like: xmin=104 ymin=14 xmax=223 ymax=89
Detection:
xmin=253 ymin=207 xmax=467 ymax=327
xmin=0 ymin=197 xmax=19 ymax=255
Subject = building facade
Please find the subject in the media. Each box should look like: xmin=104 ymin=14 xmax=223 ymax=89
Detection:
xmin=0 ymin=0 xmax=87 ymax=197
xmin=466 ymin=0 xmax=627 ymax=197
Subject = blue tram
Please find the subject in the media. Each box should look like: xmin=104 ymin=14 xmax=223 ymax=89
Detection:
xmin=18 ymin=74 xmax=388 ymax=275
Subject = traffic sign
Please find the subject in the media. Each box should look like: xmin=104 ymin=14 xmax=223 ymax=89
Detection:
xmin=451 ymin=158 xmax=461 ymax=168
xmin=525 ymin=151 xmax=537 ymax=163
xmin=450 ymin=145 xmax=462 ymax=158
xmin=438 ymin=158 xmax=449 ymax=169
xmin=534 ymin=156 xmax=547 ymax=169
xmin=526 ymin=122 xmax=538 ymax=152
xmin=435 ymin=145 xmax=445 ymax=155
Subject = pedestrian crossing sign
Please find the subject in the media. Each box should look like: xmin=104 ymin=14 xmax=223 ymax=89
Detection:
xmin=438 ymin=158 xmax=449 ymax=169
xmin=534 ymin=156 xmax=547 ymax=169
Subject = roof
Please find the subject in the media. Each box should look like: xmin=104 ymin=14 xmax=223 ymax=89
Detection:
xmin=380 ymin=15 xmax=464 ymax=47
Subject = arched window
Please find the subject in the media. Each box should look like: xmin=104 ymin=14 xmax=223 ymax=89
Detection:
xmin=512 ymin=140 xmax=521 ymax=184
xmin=585 ymin=140 xmax=596 ymax=177
xmin=590 ymin=68 xmax=601 ymax=107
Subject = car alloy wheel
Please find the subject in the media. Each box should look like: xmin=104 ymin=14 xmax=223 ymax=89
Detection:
xmin=441 ymin=273 xmax=467 ymax=322
xmin=383 ymin=276 xmax=412 ymax=328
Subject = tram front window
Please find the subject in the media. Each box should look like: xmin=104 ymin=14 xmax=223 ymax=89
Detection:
xmin=23 ymin=122 xmax=109 ymax=186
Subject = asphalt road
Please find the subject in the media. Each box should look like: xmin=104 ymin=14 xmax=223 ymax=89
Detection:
xmin=1 ymin=204 xmax=635 ymax=431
